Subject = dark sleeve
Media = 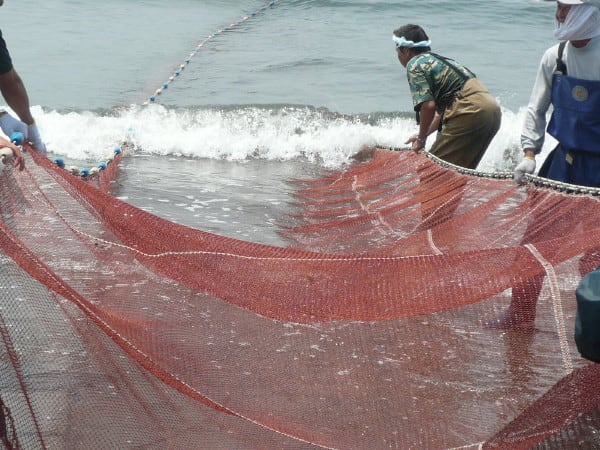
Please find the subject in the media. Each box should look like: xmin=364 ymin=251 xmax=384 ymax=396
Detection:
xmin=0 ymin=30 xmax=14 ymax=75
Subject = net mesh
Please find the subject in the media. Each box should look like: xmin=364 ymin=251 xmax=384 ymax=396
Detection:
xmin=1 ymin=146 xmax=599 ymax=449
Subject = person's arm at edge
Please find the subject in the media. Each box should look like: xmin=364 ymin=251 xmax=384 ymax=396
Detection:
xmin=0 ymin=67 xmax=35 ymax=125
xmin=521 ymin=46 xmax=556 ymax=157
xmin=514 ymin=47 xmax=556 ymax=183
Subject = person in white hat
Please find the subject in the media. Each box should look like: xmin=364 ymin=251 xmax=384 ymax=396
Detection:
xmin=491 ymin=0 xmax=600 ymax=329
xmin=514 ymin=0 xmax=600 ymax=186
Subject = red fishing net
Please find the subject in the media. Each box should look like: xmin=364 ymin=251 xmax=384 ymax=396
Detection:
xmin=1 ymin=146 xmax=599 ymax=449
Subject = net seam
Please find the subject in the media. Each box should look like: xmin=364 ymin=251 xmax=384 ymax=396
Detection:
xmin=524 ymin=244 xmax=573 ymax=372
xmin=426 ymin=229 xmax=443 ymax=255
xmin=352 ymin=174 xmax=401 ymax=237
xmin=445 ymin=442 xmax=484 ymax=450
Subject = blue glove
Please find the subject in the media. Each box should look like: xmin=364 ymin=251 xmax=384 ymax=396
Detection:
xmin=0 ymin=111 xmax=27 ymax=138
xmin=514 ymin=157 xmax=536 ymax=184
xmin=27 ymin=123 xmax=46 ymax=154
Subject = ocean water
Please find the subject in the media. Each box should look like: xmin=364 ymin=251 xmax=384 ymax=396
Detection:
xmin=1 ymin=0 xmax=559 ymax=243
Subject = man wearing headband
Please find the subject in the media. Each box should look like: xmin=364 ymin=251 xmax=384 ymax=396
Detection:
xmin=393 ymin=24 xmax=501 ymax=169
xmin=0 ymin=0 xmax=46 ymax=154
xmin=491 ymin=0 xmax=600 ymax=329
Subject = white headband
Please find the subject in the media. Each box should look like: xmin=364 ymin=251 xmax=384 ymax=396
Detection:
xmin=392 ymin=35 xmax=431 ymax=48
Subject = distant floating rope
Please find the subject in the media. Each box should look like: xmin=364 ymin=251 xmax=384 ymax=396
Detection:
xmin=143 ymin=0 xmax=281 ymax=106
xmin=41 ymin=1 xmax=282 ymax=169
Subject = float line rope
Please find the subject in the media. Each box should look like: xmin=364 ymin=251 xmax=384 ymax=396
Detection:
xmin=143 ymin=0 xmax=281 ymax=106
xmin=51 ymin=145 xmax=125 ymax=179
xmin=378 ymin=145 xmax=600 ymax=196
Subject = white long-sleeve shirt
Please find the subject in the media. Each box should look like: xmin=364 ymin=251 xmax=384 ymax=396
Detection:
xmin=521 ymin=36 xmax=600 ymax=153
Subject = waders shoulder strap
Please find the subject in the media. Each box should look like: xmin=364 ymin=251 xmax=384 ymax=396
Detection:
xmin=556 ymin=41 xmax=567 ymax=75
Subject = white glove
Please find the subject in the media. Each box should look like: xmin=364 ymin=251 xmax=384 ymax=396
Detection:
xmin=0 ymin=111 xmax=27 ymax=138
xmin=27 ymin=123 xmax=46 ymax=154
xmin=514 ymin=157 xmax=536 ymax=184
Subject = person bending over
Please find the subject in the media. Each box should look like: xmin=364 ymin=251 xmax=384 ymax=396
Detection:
xmin=393 ymin=24 xmax=501 ymax=169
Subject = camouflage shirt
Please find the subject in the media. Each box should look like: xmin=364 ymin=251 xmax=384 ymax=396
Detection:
xmin=406 ymin=53 xmax=474 ymax=112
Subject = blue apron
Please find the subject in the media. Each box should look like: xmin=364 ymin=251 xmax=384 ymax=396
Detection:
xmin=543 ymin=70 xmax=600 ymax=187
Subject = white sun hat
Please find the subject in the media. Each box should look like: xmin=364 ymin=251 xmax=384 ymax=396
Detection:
xmin=559 ymin=0 xmax=600 ymax=6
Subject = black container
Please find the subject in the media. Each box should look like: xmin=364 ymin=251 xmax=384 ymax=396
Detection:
xmin=575 ymin=266 xmax=600 ymax=363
